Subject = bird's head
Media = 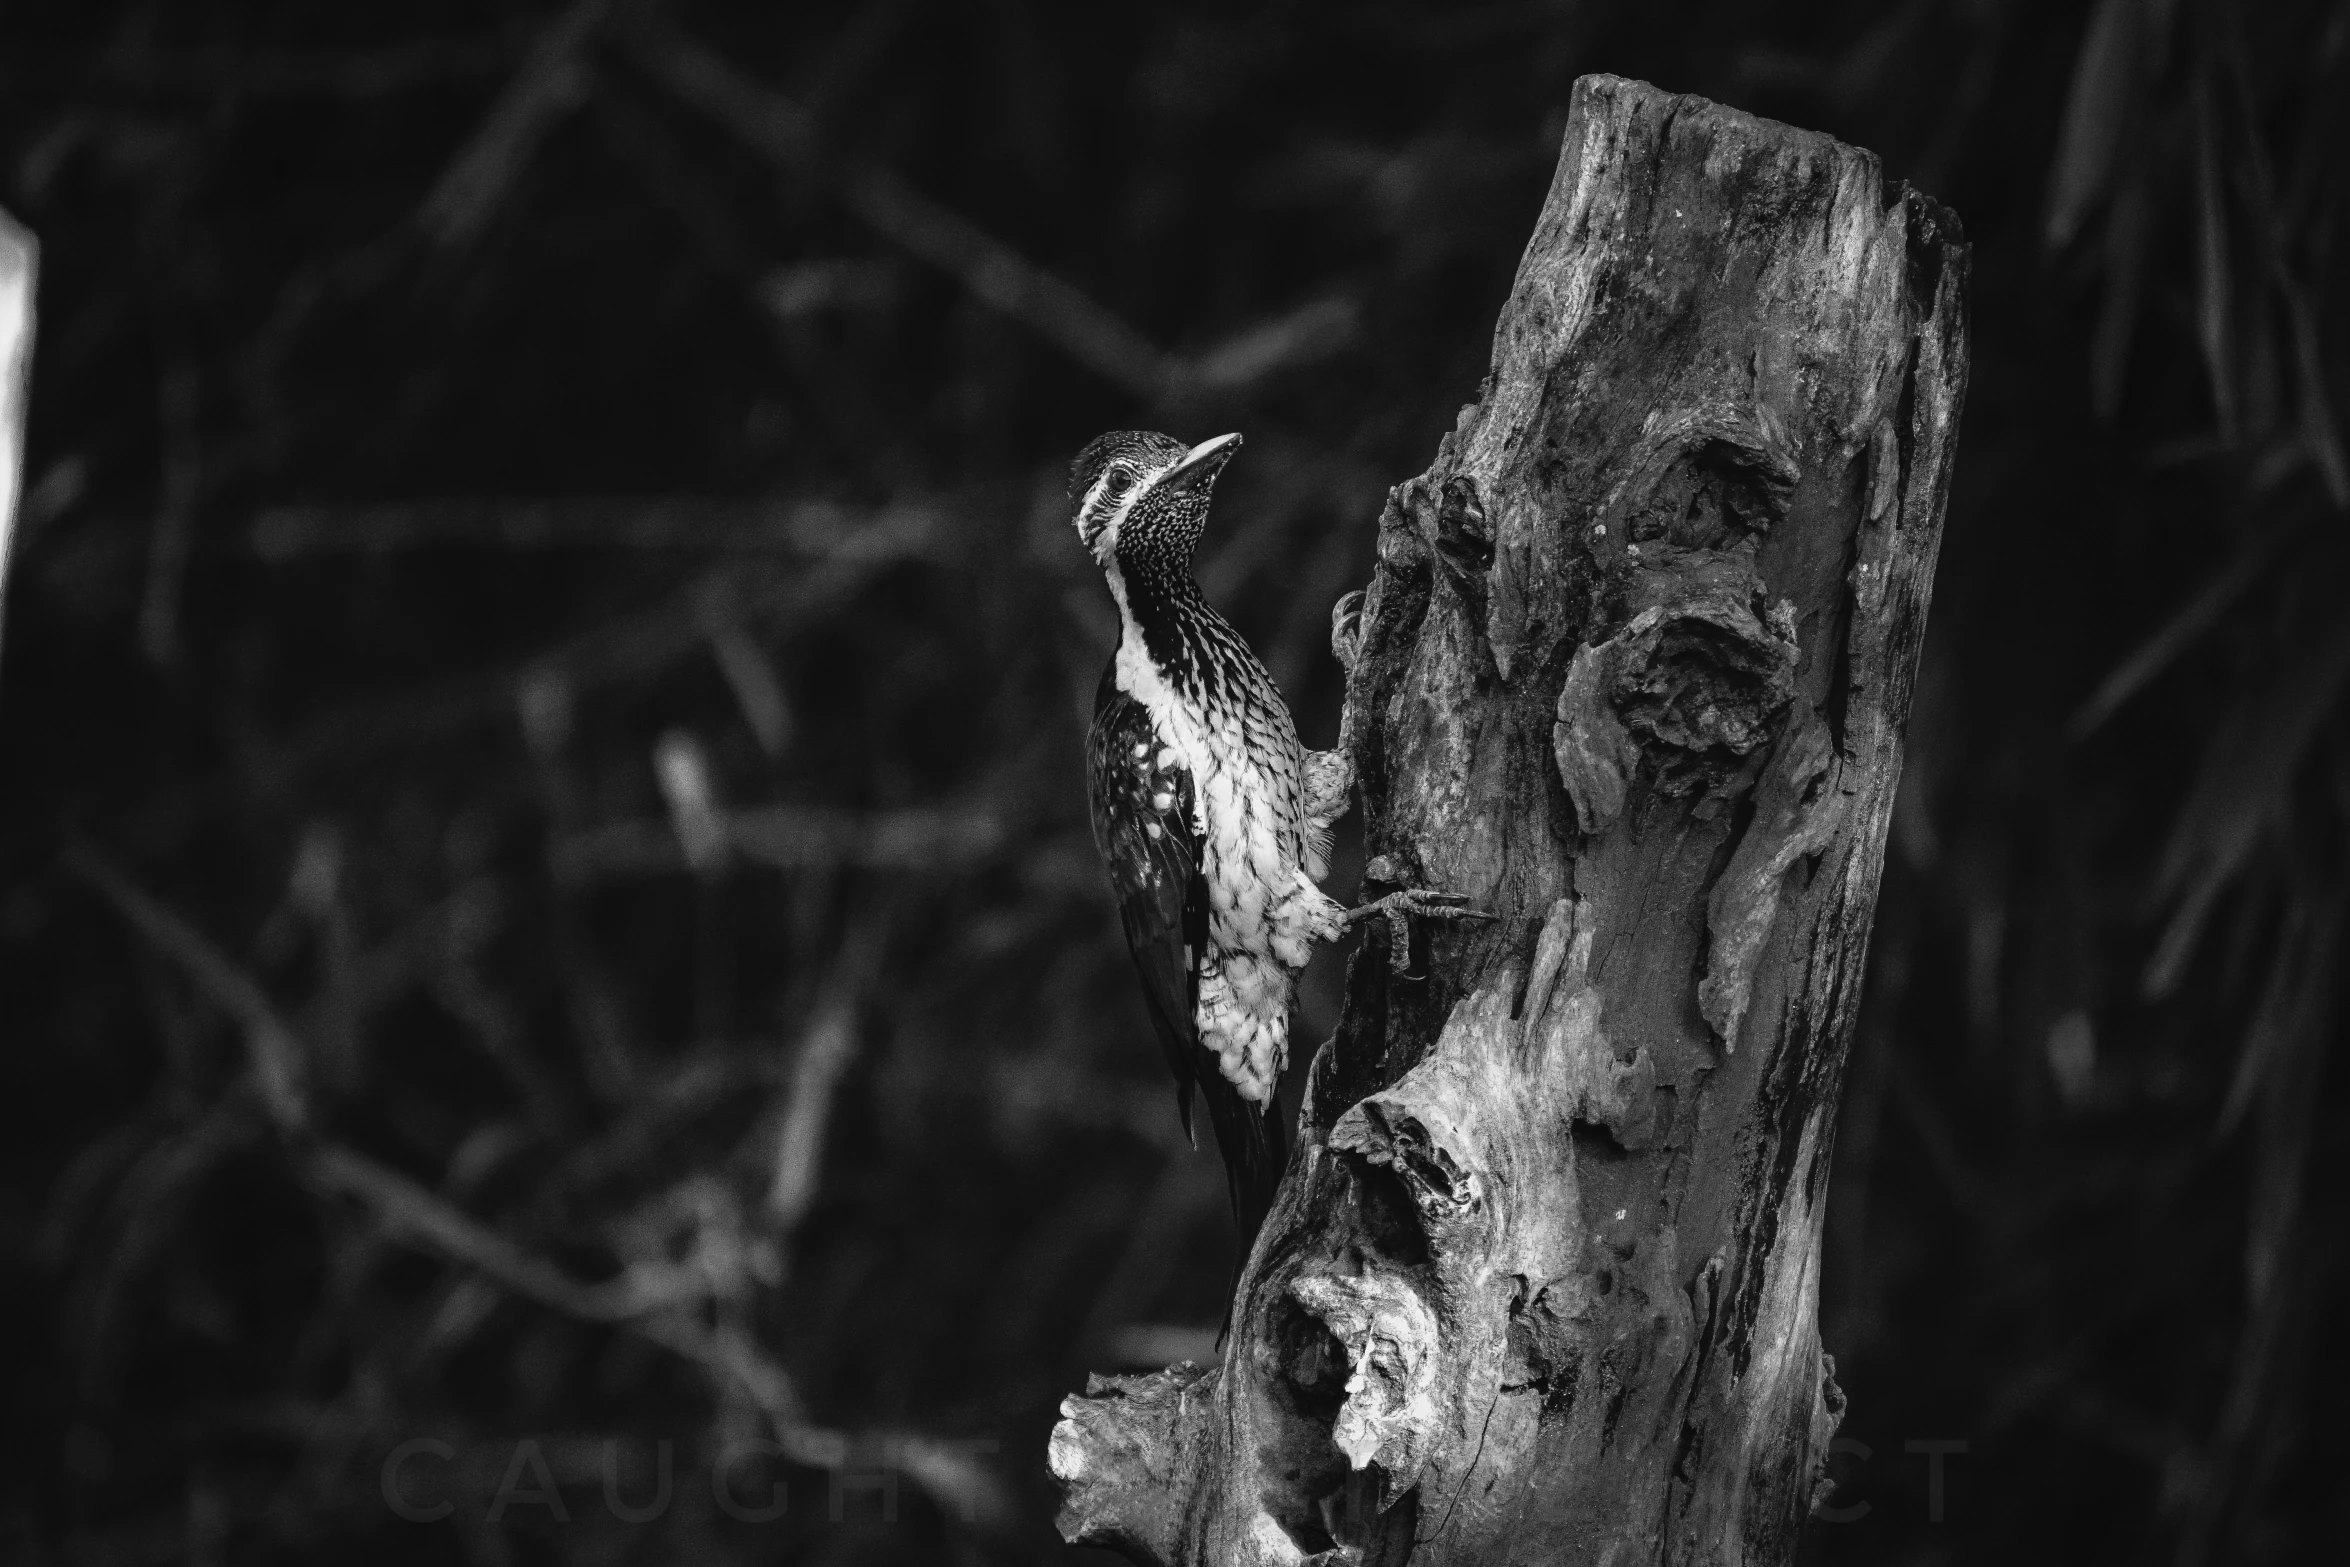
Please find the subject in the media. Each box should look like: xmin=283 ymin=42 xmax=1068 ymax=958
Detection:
xmin=1068 ymin=429 xmax=1242 ymax=577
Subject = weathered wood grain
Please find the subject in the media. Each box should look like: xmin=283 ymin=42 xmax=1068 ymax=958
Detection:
xmin=1053 ymin=74 xmax=1967 ymax=1567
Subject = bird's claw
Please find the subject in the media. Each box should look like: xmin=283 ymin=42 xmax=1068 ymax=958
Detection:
xmin=1348 ymin=885 xmax=1497 ymax=980
xmin=1330 ymin=589 xmax=1366 ymax=676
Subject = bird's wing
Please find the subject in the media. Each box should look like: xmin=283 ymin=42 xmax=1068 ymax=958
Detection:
xmin=1088 ymin=666 xmax=1209 ymax=1142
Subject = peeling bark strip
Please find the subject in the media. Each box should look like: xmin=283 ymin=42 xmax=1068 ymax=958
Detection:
xmin=1054 ymin=75 xmax=1965 ymax=1566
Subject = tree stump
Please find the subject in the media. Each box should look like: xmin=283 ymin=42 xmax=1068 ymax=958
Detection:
xmin=1051 ymin=75 xmax=1967 ymax=1566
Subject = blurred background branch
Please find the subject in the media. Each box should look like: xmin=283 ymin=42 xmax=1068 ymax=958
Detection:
xmin=0 ymin=203 xmax=32 ymax=658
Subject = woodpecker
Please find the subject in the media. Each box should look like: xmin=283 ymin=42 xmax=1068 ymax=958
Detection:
xmin=1073 ymin=429 xmax=1478 ymax=1264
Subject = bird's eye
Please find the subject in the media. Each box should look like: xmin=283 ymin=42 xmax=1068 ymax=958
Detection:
xmin=1104 ymin=471 xmax=1134 ymax=498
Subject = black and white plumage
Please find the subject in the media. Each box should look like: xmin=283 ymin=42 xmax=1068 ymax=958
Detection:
xmin=1073 ymin=429 xmax=1359 ymax=1256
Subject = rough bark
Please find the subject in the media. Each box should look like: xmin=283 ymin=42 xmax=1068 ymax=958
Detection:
xmin=1052 ymin=75 xmax=1967 ymax=1567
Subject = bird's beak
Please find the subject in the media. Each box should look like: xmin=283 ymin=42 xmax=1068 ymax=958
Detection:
xmin=1159 ymin=432 xmax=1242 ymax=491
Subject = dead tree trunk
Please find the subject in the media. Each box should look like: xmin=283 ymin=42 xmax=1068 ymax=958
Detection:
xmin=1052 ymin=76 xmax=1967 ymax=1566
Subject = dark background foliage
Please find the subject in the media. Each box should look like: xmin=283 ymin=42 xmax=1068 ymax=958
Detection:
xmin=1 ymin=1 xmax=2343 ymax=1562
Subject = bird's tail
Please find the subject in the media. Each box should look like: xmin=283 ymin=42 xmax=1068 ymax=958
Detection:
xmin=1197 ymin=1070 xmax=1288 ymax=1336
